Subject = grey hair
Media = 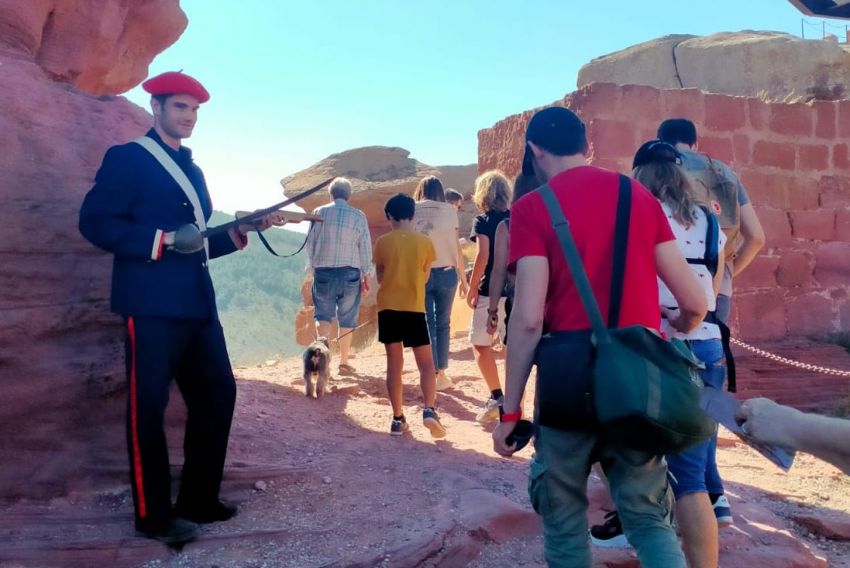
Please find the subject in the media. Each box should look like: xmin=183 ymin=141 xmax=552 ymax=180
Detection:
xmin=329 ymin=177 xmax=353 ymax=200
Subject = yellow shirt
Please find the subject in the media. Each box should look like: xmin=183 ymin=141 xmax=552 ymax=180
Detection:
xmin=373 ymin=229 xmax=436 ymax=313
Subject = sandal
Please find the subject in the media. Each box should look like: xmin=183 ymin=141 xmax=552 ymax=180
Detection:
xmin=338 ymin=363 xmax=357 ymax=375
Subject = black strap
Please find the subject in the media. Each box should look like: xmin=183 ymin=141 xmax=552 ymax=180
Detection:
xmin=607 ymin=175 xmax=632 ymax=328
xmin=704 ymin=311 xmax=737 ymax=392
xmin=254 ymin=226 xmax=311 ymax=258
xmin=685 ymin=205 xmax=720 ymax=276
xmin=539 ymin=185 xmax=609 ymax=339
xmin=538 ymin=175 xmax=631 ymax=341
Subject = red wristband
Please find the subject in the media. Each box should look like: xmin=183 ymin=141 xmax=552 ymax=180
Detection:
xmin=500 ymin=410 xmax=521 ymax=423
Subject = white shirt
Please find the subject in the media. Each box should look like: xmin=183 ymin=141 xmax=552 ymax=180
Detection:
xmin=657 ymin=203 xmax=726 ymax=340
xmin=413 ymin=200 xmax=459 ymax=269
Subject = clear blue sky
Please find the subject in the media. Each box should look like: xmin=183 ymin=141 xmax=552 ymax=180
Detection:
xmin=125 ymin=0 xmax=823 ymax=213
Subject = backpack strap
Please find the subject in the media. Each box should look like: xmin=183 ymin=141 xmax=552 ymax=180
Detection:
xmin=538 ymin=174 xmax=631 ymax=340
xmin=685 ymin=205 xmax=720 ymax=277
xmin=607 ymin=175 xmax=632 ymax=328
xmin=539 ymin=185 xmax=609 ymax=342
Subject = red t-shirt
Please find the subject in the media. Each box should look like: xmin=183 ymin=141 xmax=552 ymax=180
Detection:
xmin=508 ymin=166 xmax=674 ymax=333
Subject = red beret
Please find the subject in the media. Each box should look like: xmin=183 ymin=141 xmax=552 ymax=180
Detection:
xmin=142 ymin=71 xmax=210 ymax=103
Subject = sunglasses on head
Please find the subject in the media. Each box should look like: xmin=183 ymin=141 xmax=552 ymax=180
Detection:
xmin=633 ymin=140 xmax=682 ymax=168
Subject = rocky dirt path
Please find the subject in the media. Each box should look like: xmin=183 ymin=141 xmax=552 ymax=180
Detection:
xmin=1 ymin=337 xmax=849 ymax=567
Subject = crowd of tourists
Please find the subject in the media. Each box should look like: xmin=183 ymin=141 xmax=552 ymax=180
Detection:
xmin=79 ymin=71 xmax=850 ymax=564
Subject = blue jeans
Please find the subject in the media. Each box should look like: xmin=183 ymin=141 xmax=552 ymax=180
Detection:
xmin=312 ymin=267 xmax=362 ymax=328
xmin=530 ymin=426 xmax=685 ymax=567
xmin=425 ymin=268 xmax=458 ymax=371
xmin=666 ymin=339 xmax=726 ymax=497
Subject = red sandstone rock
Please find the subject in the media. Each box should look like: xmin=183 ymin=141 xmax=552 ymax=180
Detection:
xmin=797 ymin=144 xmax=830 ymax=171
xmin=814 ymin=242 xmax=850 ymax=288
xmin=777 ymin=251 xmax=815 ymax=288
xmin=793 ymin=513 xmax=850 ymax=541
xmin=0 ymin=0 xmax=187 ymax=95
xmin=0 ymin=57 xmax=152 ymax=492
xmin=790 ymin=210 xmax=837 ymax=241
xmin=0 ymin=1 xmax=181 ymax=499
xmin=704 ymin=93 xmax=747 ymax=132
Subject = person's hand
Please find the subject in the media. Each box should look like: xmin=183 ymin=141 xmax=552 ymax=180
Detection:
xmin=493 ymin=420 xmax=519 ymax=457
xmin=466 ymin=290 xmax=479 ymax=309
xmin=486 ymin=308 xmax=499 ymax=335
xmin=458 ymin=280 xmax=469 ymax=300
xmin=269 ymin=211 xmax=292 ymax=226
xmin=361 ymin=275 xmax=371 ymax=295
xmin=736 ymin=397 xmax=801 ymax=449
xmin=238 ymin=211 xmax=274 ymax=235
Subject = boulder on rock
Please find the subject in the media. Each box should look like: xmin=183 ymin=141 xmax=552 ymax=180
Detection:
xmin=578 ymin=31 xmax=850 ymax=101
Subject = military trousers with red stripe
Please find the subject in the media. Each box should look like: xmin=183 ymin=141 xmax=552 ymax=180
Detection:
xmin=125 ymin=316 xmax=236 ymax=531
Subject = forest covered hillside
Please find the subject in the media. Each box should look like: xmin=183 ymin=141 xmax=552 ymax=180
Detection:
xmin=208 ymin=211 xmax=308 ymax=365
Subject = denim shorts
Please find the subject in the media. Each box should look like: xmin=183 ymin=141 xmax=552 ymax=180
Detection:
xmin=666 ymin=339 xmax=725 ymax=498
xmin=311 ymin=267 xmax=362 ymax=328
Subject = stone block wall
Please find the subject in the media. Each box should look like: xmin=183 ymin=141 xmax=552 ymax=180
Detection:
xmin=478 ymin=83 xmax=850 ymax=341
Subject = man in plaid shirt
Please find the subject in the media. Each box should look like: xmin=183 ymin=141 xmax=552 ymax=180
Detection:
xmin=306 ymin=177 xmax=373 ymax=375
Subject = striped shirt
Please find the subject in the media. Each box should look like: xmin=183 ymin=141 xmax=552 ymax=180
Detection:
xmin=306 ymin=199 xmax=373 ymax=274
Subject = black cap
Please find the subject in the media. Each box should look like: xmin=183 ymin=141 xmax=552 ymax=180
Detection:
xmin=632 ymin=139 xmax=682 ymax=169
xmin=522 ymin=106 xmax=587 ymax=176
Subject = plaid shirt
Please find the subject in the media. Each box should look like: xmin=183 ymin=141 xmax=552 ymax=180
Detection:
xmin=306 ymin=199 xmax=373 ymax=274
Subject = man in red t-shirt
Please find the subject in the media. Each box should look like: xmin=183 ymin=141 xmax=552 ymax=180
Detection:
xmin=492 ymin=106 xmax=706 ymax=567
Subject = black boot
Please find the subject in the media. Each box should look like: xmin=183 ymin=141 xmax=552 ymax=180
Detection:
xmin=137 ymin=517 xmax=200 ymax=545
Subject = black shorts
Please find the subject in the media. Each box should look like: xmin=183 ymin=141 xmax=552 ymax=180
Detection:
xmin=378 ymin=310 xmax=430 ymax=347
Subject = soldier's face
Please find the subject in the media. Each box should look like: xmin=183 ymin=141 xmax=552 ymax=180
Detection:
xmin=154 ymin=94 xmax=200 ymax=140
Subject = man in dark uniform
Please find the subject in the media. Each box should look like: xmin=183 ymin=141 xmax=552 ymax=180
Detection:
xmin=79 ymin=71 xmax=272 ymax=545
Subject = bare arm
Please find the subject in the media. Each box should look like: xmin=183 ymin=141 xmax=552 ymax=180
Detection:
xmin=731 ymin=203 xmax=765 ymax=277
xmin=493 ymin=256 xmax=548 ymax=456
xmin=456 ymin=230 xmax=469 ymax=298
xmin=487 ymin=222 xmax=510 ymax=312
xmin=737 ymin=398 xmax=850 ymax=475
xmin=466 ymin=234 xmax=490 ymax=308
xmin=712 ymin=245 xmax=726 ymax=297
xmin=655 ymin=240 xmax=707 ymax=332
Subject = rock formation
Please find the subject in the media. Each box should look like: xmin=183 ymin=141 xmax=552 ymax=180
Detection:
xmin=0 ymin=0 xmax=187 ymax=94
xmin=281 ymin=146 xmax=477 ymax=346
xmin=0 ymin=0 xmax=185 ymax=497
xmin=578 ymin=31 xmax=850 ymax=101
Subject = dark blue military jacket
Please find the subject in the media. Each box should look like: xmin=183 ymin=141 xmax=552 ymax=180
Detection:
xmin=79 ymin=129 xmax=243 ymax=320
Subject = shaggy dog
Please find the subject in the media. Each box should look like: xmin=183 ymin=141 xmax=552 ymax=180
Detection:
xmin=302 ymin=337 xmax=331 ymax=398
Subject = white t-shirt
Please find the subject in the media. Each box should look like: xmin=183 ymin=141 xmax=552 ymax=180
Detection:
xmin=657 ymin=203 xmax=726 ymax=340
xmin=413 ymin=200 xmax=459 ymax=269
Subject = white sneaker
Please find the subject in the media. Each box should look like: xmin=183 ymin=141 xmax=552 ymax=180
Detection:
xmin=435 ymin=370 xmax=453 ymax=391
xmin=475 ymin=396 xmax=503 ymax=424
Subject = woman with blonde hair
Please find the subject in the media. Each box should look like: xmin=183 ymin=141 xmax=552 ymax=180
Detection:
xmin=466 ymin=170 xmax=512 ymax=423
xmin=412 ymin=176 xmax=470 ymax=391
xmin=486 ymin=173 xmax=540 ymax=339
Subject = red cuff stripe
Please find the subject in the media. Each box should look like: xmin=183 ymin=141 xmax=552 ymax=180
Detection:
xmin=128 ymin=317 xmax=147 ymax=518
xmin=156 ymin=231 xmax=166 ymax=260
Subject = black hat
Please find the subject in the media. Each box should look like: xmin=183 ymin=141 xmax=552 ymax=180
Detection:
xmin=522 ymin=106 xmax=587 ymax=176
xmin=632 ymin=139 xmax=682 ymax=169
